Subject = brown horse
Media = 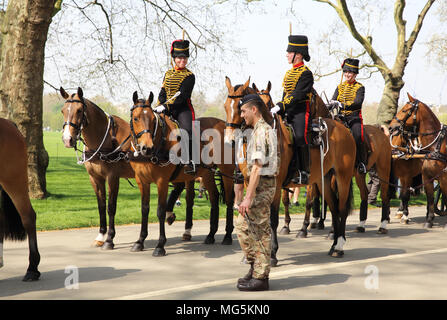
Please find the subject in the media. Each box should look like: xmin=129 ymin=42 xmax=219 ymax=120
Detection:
xmin=385 ymin=120 xmax=423 ymax=224
xmin=224 ymin=77 xmax=356 ymax=259
xmin=390 ymin=93 xmax=447 ymax=229
xmin=129 ymin=92 xmax=236 ymax=256
xmin=61 ymin=87 xmax=135 ymax=250
xmin=0 ymin=118 xmax=40 ymax=281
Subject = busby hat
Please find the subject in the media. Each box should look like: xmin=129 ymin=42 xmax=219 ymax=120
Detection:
xmin=342 ymin=58 xmax=359 ymax=74
xmin=170 ymin=39 xmax=190 ymax=58
xmin=287 ymin=35 xmax=310 ymax=62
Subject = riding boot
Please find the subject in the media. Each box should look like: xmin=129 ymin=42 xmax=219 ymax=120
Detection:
xmin=184 ymin=139 xmax=197 ymax=175
xmin=291 ymin=145 xmax=310 ymax=185
xmin=357 ymin=142 xmax=367 ymax=174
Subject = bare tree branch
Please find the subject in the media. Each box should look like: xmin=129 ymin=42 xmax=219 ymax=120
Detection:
xmin=406 ymin=0 xmax=436 ymax=55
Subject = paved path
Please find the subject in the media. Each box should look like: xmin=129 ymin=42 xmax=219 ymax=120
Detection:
xmin=1 ymin=205 xmax=447 ymax=300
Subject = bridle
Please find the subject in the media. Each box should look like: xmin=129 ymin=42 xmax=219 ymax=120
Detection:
xmin=130 ymin=101 xmax=165 ymax=162
xmin=62 ymin=98 xmax=88 ymax=147
xmin=225 ymin=93 xmax=245 ymax=129
xmin=389 ymin=99 xmax=420 ymax=139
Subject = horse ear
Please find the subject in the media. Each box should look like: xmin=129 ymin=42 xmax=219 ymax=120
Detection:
xmin=225 ymin=76 xmax=232 ymax=92
xmin=267 ymin=81 xmax=272 ymax=92
xmin=242 ymin=77 xmax=251 ymax=90
xmin=252 ymin=83 xmax=259 ymax=93
xmin=60 ymin=87 xmax=69 ymax=99
xmin=132 ymin=91 xmax=138 ymax=105
xmin=148 ymin=91 xmax=154 ymax=105
xmin=77 ymin=87 xmax=84 ymax=99
xmin=407 ymin=92 xmax=415 ymax=102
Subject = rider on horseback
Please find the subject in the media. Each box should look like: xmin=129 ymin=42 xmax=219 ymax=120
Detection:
xmin=271 ymin=34 xmax=313 ymax=185
xmin=155 ymin=39 xmax=197 ymax=174
xmin=330 ymin=58 xmax=367 ymax=174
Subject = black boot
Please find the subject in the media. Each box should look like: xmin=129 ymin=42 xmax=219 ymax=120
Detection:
xmin=291 ymin=145 xmax=310 ymax=185
xmin=237 ymin=263 xmax=254 ymax=285
xmin=184 ymin=139 xmax=197 ymax=175
xmin=357 ymin=142 xmax=368 ymax=174
xmin=237 ymin=278 xmax=269 ymax=291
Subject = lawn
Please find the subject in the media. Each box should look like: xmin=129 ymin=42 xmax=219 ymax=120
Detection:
xmin=31 ymin=131 xmax=426 ymax=231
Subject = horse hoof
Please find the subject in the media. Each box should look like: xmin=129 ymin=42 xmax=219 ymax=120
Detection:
xmin=423 ymin=222 xmax=433 ymax=229
xmin=328 ymin=247 xmax=335 ymax=256
xmin=152 ymin=247 xmax=166 ymax=257
xmin=101 ymin=242 xmax=114 ymax=250
xmin=394 ymin=213 xmax=403 ymax=219
xmin=279 ymin=226 xmax=290 ymax=235
xmin=271 ymin=258 xmax=278 ymax=267
xmin=327 ymin=232 xmax=334 ymax=240
xmin=377 ymin=228 xmax=388 ymax=235
xmin=356 ymin=226 xmax=366 ymax=233
xmin=310 ymin=222 xmax=317 ymax=229
xmin=204 ymin=236 xmax=215 ymax=245
xmin=130 ymin=242 xmax=144 ymax=252
xmin=22 ymin=270 xmax=40 ymax=282
xmin=166 ymin=214 xmax=176 ymax=225
xmin=331 ymin=250 xmax=344 ymax=258
xmin=400 ymin=218 xmax=409 ymax=225
xmin=221 ymin=236 xmax=232 ymax=245
xmin=296 ymin=230 xmax=307 ymax=238
xmin=318 ymin=221 xmax=325 ymax=230
xmin=182 ymin=233 xmax=192 ymax=241
xmin=93 ymin=240 xmax=104 ymax=247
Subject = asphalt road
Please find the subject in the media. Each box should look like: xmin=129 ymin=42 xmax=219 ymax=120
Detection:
xmin=1 ymin=205 xmax=447 ymax=300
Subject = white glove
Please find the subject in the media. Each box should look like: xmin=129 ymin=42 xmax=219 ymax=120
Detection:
xmin=270 ymin=105 xmax=281 ymax=114
xmin=154 ymin=105 xmax=166 ymax=113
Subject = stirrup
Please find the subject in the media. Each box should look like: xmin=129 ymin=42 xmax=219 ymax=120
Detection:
xmin=184 ymin=160 xmax=196 ymax=175
xmin=291 ymin=171 xmax=309 ymax=185
xmin=358 ymin=163 xmax=367 ymax=174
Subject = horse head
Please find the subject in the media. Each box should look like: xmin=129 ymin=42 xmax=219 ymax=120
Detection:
xmin=388 ymin=93 xmax=422 ymax=144
xmin=60 ymin=86 xmax=88 ymax=148
xmin=252 ymin=81 xmax=274 ymax=109
xmin=223 ymin=76 xmax=254 ymax=145
xmin=130 ymin=91 xmax=155 ymax=156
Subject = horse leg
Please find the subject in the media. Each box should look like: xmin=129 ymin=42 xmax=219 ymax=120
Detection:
xmin=310 ymin=190 xmax=320 ymax=229
xmin=131 ymin=178 xmax=150 ymax=252
xmin=182 ymin=180 xmax=194 ymax=241
xmin=102 ymin=176 xmax=119 ymax=250
xmin=2 ymin=184 xmax=41 ymax=281
xmin=280 ymin=189 xmax=291 ymax=235
xmin=423 ymin=176 xmax=435 ymax=229
xmin=153 ymin=182 xmax=169 ymax=256
xmin=89 ymin=175 xmax=107 ymax=247
xmin=354 ymin=173 xmax=368 ymax=233
xmin=221 ymin=174 xmax=235 ymax=245
xmin=202 ymin=174 xmax=219 ymax=245
xmin=297 ymin=186 xmax=312 ymax=238
xmin=377 ymin=167 xmax=391 ymax=234
xmin=166 ymin=182 xmax=185 ymax=225
xmin=398 ymin=176 xmax=412 ymax=224
xmin=270 ymin=194 xmax=281 ymax=267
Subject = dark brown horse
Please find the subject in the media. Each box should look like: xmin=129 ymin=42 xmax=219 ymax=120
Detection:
xmin=129 ymin=92 xmax=236 ymax=256
xmin=224 ymin=77 xmax=356 ymax=259
xmin=390 ymin=93 xmax=447 ymax=229
xmin=0 ymin=118 xmax=40 ymax=281
xmin=61 ymin=87 xmax=135 ymax=250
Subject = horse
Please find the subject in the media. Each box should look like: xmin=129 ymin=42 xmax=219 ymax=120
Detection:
xmin=384 ymin=121 xmax=423 ymax=224
xmin=61 ymin=87 xmax=135 ymax=250
xmin=224 ymin=77 xmax=356 ymax=259
xmin=129 ymin=91 xmax=236 ymax=256
xmin=0 ymin=118 xmax=41 ymax=281
xmin=389 ymin=93 xmax=447 ymax=229
xmin=251 ymin=82 xmax=325 ymax=238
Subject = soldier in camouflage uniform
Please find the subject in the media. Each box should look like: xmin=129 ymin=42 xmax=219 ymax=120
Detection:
xmin=236 ymin=94 xmax=278 ymax=292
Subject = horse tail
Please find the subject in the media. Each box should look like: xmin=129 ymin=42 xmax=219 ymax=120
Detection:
xmin=0 ymin=188 xmax=26 ymax=241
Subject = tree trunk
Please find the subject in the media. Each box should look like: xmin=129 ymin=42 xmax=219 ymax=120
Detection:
xmin=376 ymin=75 xmax=405 ymax=125
xmin=0 ymin=0 xmax=56 ymax=199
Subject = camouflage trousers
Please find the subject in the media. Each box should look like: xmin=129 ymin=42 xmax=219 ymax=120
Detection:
xmin=236 ymin=177 xmax=276 ymax=280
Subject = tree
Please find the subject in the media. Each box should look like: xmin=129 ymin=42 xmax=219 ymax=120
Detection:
xmin=314 ymin=0 xmax=437 ymax=125
xmin=0 ymin=0 xmax=61 ymax=198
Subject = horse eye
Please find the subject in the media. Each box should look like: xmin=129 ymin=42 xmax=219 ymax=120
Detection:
xmin=133 ymin=117 xmax=138 ymax=122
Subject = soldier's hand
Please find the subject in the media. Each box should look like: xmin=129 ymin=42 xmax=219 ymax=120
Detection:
xmin=238 ymin=197 xmax=252 ymax=217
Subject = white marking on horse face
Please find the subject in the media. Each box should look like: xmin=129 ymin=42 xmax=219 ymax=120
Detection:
xmin=144 ymin=110 xmax=148 ymax=114
xmin=230 ymin=100 xmax=235 ymax=121
xmin=63 ymin=105 xmax=73 ymax=142
xmin=334 ymin=236 xmax=346 ymax=251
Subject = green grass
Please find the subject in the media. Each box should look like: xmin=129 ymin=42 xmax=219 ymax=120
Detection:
xmin=32 ymin=131 xmax=426 ymax=231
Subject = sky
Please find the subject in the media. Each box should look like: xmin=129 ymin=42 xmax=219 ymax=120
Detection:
xmin=44 ymin=0 xmax=447 ymax=108
xmin=221 ymin=0 xmax=447 ymax=106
